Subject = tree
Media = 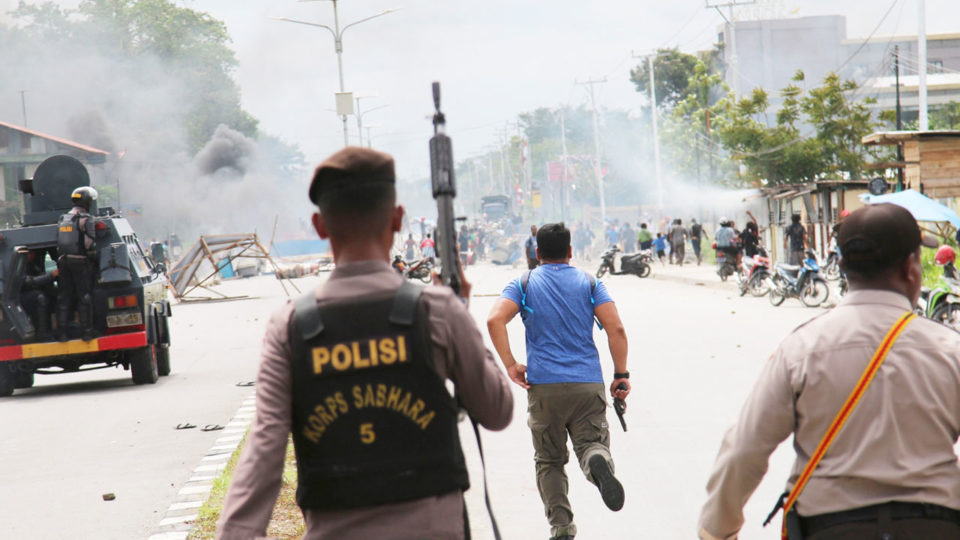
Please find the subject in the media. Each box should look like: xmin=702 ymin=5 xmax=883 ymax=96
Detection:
xmin=630 ymin=48 xmax=701 ymax=110
xmin=930 ymin=101 xmax=960 ymax=130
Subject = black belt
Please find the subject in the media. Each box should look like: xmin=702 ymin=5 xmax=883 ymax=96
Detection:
xmin=802 ymin=502 xmax=960 ymax=536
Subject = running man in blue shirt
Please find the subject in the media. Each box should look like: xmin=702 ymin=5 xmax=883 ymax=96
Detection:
xmin=487 ymin=222 xmax=631 ymax=540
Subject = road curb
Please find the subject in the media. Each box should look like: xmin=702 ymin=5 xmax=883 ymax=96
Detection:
xmin=647 ymin=268 xmax=737 ymax=292
xmin=147 ymin=391 xmax=256 ymax=540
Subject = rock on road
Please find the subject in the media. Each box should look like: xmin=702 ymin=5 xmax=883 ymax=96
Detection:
xmin=1 ymin=261 xmax=820 ymax=538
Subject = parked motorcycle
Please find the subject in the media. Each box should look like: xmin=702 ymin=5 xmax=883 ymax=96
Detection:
xmin=405 ymin=257 xmax=434 ymax=283
xmin=737 ymin=247 xmax=772 ymax=297
xmin=822 ymin=246 xmax=841 ymax=281
xmin=918 ymin=280 xmax=960 ymax=330
xmin=769 ymin=249 xmax=830 ymax=307
xmin=596 ymin=245 xmax=651 ymax=278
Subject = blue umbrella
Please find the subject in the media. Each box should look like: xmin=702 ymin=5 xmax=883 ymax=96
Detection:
xmin=860 ymin=189 xmax=960 ymax=227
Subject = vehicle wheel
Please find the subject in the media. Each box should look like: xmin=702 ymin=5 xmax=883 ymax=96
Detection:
xmin=801 ymin=277 xmax=830 ymax=308
xmin=130 ymin=345 xmax=159 ymax=385
xmin=824 ymin=260 xmax=841 ymax=281
xmin=931 ymin=303 xmax=960 ymax=331
xmin=768 ymin=277 xmax=786 ymax=307
xmin=637 ymin=264 xmax=651 ymax=278
xmin=13 ymin=371 xmax=34 ymax=389
xmin=157 ymin=345 xmax=171 ymax=377
xmin=418 ymin=271 xmax=432 ymax=284
xmin=749 ymin=272 xmax=771 ymax=297
xmin=0 ymin=368 xmax=14 ymax=397
xmin=596 ymin=265 xmax=607 ymax=279
xmin=719 ymin=266 xmax=728 ymax=282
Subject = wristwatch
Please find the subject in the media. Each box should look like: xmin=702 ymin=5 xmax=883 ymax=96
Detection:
xmin=613 ymin=372 xmax=629 ymax=379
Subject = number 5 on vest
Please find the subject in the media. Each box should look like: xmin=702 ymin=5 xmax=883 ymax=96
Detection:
xmin=360 ymin=423 xmax=376 ymax=444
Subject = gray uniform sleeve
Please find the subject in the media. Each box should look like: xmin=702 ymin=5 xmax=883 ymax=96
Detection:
xmin=429 ymin=289 xmax=513 ymax=431
xmin=699 ymin=348 xmax=796 ymax=539
xmin=216 ymin=303 xmax=294 ymax=540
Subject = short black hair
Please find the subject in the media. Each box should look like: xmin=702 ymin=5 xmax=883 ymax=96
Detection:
xmin=536 ymin=222 xmax=570 ymax=260
xmin=791 ymin=214 xmax=801 ymax=223
xmin=317 ymin=181 xmax=396 ymax=239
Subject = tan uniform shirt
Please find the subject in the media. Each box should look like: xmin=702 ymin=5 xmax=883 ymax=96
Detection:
xmin=699 ymin=289 xmax=960 ymax=540
xmin=216 ymin=261 xmax=513 ymax=540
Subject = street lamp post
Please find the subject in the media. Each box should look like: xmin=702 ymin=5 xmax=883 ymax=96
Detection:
xmin=356 ymin=99 xmax=387 ymax=146
xmin=271 ymin=1 xmax=398 ymax=146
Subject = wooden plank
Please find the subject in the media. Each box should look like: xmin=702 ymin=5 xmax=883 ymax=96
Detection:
xmin=917 ymin=149 xmax=960 ymax=163
xmin=904 ymin=142 xmax=921 ymax=162
xmin=917 ymin=177 xmax=960 ymax=187
xmin=919 ymin=139 xmax=960 ymax=152
xmin=926 ymin=186 xmax=960 ymax=198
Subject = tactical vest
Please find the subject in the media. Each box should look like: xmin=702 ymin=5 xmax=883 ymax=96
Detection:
xmin=287 ymin=282 xmax=469 ymax=511
xmin=56 ymin=210 xmax=86 ymax=257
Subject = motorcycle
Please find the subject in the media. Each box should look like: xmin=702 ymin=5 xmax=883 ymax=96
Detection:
xmin=405 ymin=257 xmax=434 ymax=283
xmin=596 ymin=245 xmax=651 ymax=278
xmin=918 ymin=275 xmax=960 ymax=330
xmin=822 ymin=245 xmax=841 ymax=281
xmin=737 ymin=247 xmax=772 ymax=297
xmin=769 ymin=249 xmax=830 ymax=307
xmin=391 ymin=255 xmax=406 ymax=274
xmin=715 ymin=247 xmax=740 ymax=282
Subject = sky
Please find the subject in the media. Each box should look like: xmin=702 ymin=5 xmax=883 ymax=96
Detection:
xmin=4 ymin=0 xmax=960 ymax=181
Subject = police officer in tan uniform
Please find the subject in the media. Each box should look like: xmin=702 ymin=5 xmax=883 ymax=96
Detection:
xmin=216 ymin=147 xmax=513 ymax=540
xmin=699 ymin=204 xmax=960 ymax=540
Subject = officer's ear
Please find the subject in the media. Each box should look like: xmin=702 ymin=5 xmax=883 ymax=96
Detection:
xmin=390 ymin=205 xmax=404 ymax=233
xmin=312 ymin=212 xmax=330 ymax=240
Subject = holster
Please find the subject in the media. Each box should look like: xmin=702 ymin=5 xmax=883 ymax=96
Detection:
xmin=785 ymin=507 xmax=804 ymax=540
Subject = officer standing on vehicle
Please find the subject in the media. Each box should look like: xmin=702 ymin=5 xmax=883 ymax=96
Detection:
xmin=216 ymin=147 xmax=513 ymax=540
xmin=699 ymin=204 xmax=960 ymax=540
xmin=56 ymin=187 xmax=98 ymax=341
xmin=488 ymin=223 xmax=630 ymax=540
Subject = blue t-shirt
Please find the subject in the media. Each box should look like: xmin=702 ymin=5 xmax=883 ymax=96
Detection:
xmin=653 ymin=236 xmax=667 ymax=251
xmin=500 ymin=264 xmax=613 ymax=384
xmin=525 ymin=236 xmax=538 ymax=259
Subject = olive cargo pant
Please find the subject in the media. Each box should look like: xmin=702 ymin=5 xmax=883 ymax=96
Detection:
xmin=527 ymin=383 xmax=613 ymax=538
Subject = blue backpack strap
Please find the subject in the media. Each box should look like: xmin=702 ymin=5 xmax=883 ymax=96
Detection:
xmin=582 ymin=270 xmax=604 ymax=331
xmin=518 ymin=270 xmax=533 ymax=314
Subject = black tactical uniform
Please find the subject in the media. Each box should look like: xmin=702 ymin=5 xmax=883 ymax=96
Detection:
xmin=22 ymin=250 xmax=57 ymax=338
xmin=56 ymin=187 xmax=98 ymax=341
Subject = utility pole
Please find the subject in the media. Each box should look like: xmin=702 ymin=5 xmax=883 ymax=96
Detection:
xmin=894 ymin=46 xmax=905 ymax=190
xmin=918 ymin=0 xmax=929 ymax=130
xmin=705 ymin=0 xmax=756 ymax=99
xmin=634 ymin=51 xmax=665 ymax=210
xmin=560 ymin=108 xmax=569 ymax=223
xmin=576 ymin=77 xmax=607 ymax=226
xmin=18 ymin=90 xmax=27 ymax=127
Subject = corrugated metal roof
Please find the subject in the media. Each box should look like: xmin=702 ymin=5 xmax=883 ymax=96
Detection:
xmin=0 ymin=120 xmax=109 ymax=156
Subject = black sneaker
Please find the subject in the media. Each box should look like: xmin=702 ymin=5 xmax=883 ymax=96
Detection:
xmin=589 ymin=454 xmax=624 ymax=511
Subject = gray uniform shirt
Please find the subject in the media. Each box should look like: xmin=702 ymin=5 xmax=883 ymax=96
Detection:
xmin=699 ymin=289 xmax=960 ymax=540
xmin=216 ymin=261 xmax=513 ymax=540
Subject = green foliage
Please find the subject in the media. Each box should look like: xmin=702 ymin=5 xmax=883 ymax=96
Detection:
xmin=630 ymin=48 xmax=701 ymax=110
xmin=714 ymin=72 xmax=884 ymax=184
xmin=930 ymin=101 xmax=960 ymax=130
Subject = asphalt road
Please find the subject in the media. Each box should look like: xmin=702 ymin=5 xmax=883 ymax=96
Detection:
xmin=0 ymin=261 xmax=824 ymax=539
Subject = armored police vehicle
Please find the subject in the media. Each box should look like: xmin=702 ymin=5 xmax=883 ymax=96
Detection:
xmin=0 ymin=155 xmax=172 ymax=396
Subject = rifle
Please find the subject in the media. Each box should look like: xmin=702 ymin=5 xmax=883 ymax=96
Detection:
xmin=613 ymin=382 xmax=628 ymax=432
xmin=429 ymin=81 xmax=461 ymax=296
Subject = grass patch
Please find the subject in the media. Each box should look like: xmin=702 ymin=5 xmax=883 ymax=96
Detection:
xmin=188 ymin=436 xmax=305 ymax=539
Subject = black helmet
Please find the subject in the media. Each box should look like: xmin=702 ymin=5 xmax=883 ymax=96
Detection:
xmin=70 ymin=186 xmax=98 ymax=210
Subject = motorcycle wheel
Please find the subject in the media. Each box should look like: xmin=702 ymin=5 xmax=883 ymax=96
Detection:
xmin=801 ymin=277 xmax=830 ymax=308
xmin=637 ymin=263 xmax=651 ymax=278
xmin=738 ymin=276 xmax=748 ymax=296
xmin=824 ymin=260 xmax=841 ymax=281
xmin=768 ymin=276 xmax=786 ymax=307
xmin=596 ymin=265 xmax=608 ymax=279
xmin=418 ymin=271 xmax=432 ymax=284
xmin=931 ymin=303 xmax=960 ymax=331
xmin=718 ymin=266 xmax=729 ymax=282
xmin=750 ymin=273 xmax=771 ymax=297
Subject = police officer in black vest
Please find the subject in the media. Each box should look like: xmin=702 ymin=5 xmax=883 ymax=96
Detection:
xmin=217 ymin=147 xmax=513 ymax=540
xmin=56 ymin=186 xmax=98 ymax=341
